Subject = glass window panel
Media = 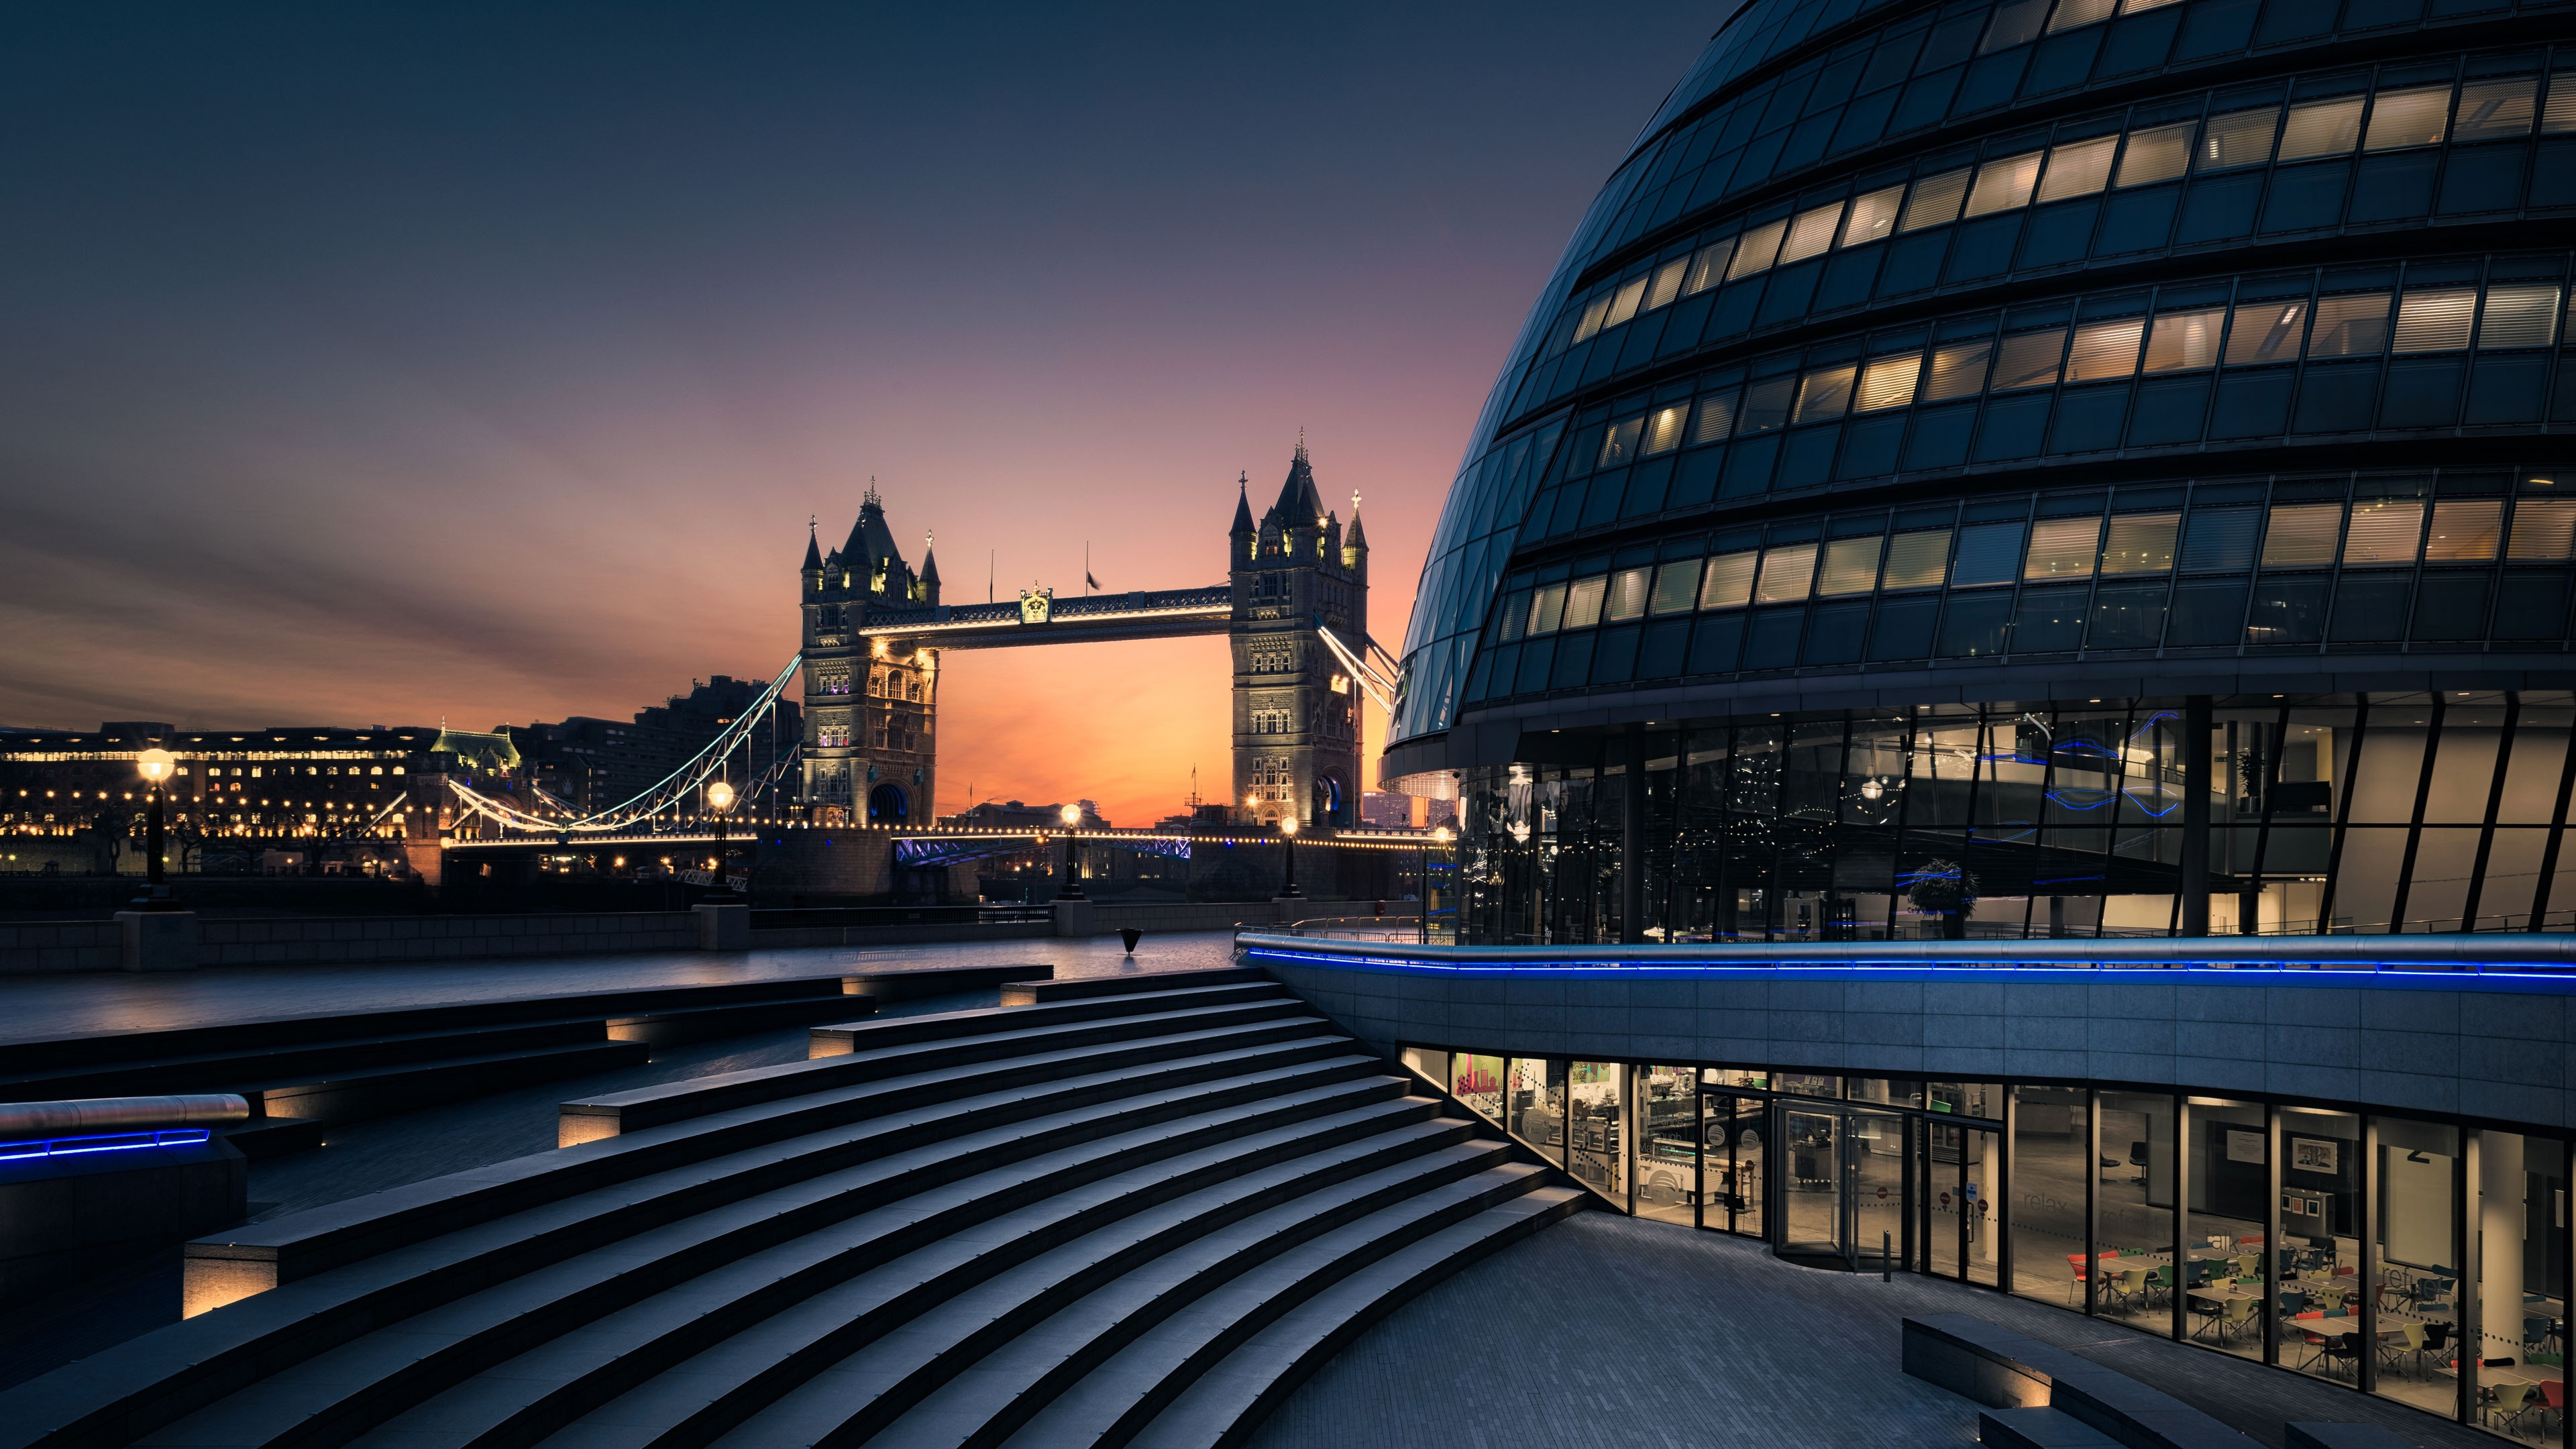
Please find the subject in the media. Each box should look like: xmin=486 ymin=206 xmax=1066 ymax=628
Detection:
xmin=2143 ymin=307 xmax=2225 ymax=372
xmin=1794 ymin=365 xmax=1856 ymax=423
xmin=1738 ymin=376 xmax=1796 ymax=433
xmin=2279 ymin=97 xmax=2364 ymax=159
xmin=2262 ymin=504 xmax=2344 ymax=567
xmin=1982 ymin=0 xmax=2051 ymax=50
xmin=1571 ymin=292 xmax=1613 ymax=344
xmin=1449 ymin=1053 xmax=1504 ymax=1123
xmin=2010 ymin=1086 xmax=2090 ymax=1307
xmin=1953 ymin=521 xmax=2028 ymax=585
xmin=2306 ymin=293 xmax=2392 ymax=358
xmin=1900 ymin=168 xmax=1972 ymax=231
xmin=1635 ymin=1067 xmax=1697 ymax=1226
xmin=2424 ymin=500 xmax=2502 ymax=560
xmin=1884 ymin=530 xmax=1951 ymax=588
xmin=1758 ymin=543 xmax=1819 ymax=602
xmin=1399 ymin=1046 xmax=1447 ymax=1087
xmin=1568 ymin=1062 xmax=1624 ymax=1199
xmin=2390 ymin=289 xmax=2475 ymax=353
xmin=2342 ymin=500 xmax=2424 ymax=564
xmin=1818 ymin=535 xmax=1884 ymax=595
xmin=1964 ymin=152 xmax=2043 ymax=216
xmin=1690 ymin=390 xmax=1737 ymax=444
xmin=1604 ymin=274 xmax=1651 ymax=327
xmin=2035 ymin=136 xmax=2118 ymax=201
xmin=1643 ymin=258 xmax=1689 ymax=313
xmin=1683 ymin=239 xmax=1734 ymax=296
xmin=1605 ymin=566 xmax=1653 ymax=621
xmin=2049 ymin=0 xmax=2118 ymax=29
xmin=1924 ymin=340 xmax=1992 ymax=400
xmin=1642 ymin=405 xmax=1688 ymax=455
xmin=1727 ymin=219 xmax=1788 ymax=280
xmin=2453 ymin=77 xmax=2536 ymax=140
xmin=1599 ymin=416 xmax=1645 ymax=468
xmin=1701 ymin=551 xmax=1758 ymax=609
xmin=2181 ymin=508 xmax=2259 ymax=570
xmin=2547 ymin=72 xmax=2576 ymax=134
xmin=2067 ymin=318 xmax=2146 ymax=380
xmin=1529 ymin=582 xmax=1568 ymax=635
xmin=2507 ymin=498 xmax=2576 ymax=560
xmin=2198 ymin=108 xmax=2279 ymax=170
xmin=2224 ymin=299 xmax=2308 ymax=365
xmin=1994 ymin=329 xmax=2069 ymax=389
xmin=1562 ymin=575 xmax=1607 ymax=630
xmin=2116 ymin=123 xmax=2194 ymax=186
xmin=1505 ymin=1058 xmax=1566 ymax=1159
xmin=1498 ymin=592 xmax=1530 ymax=641
xmin=1780 ymin=203 xmax=1844 ymax=266
xmin=1650 ymin=561 xmax=1701 ymax=614
xmin=2101 ymin=513 xmax=2180 ymax=573
xmin=1840 ymin=184 xmax=1905 ymax=246
xmin=2369 ymin=1114 xmax=2457 ymax=1421
xmin=2364 ymin=85 xmax=2452 ymax=151
xmin=1857 ymin=354 xmax=1923 ymax=411
xmin=2120 ymin=0 xmax=2181 ymax=9
xmin=2098 ymin=1091 xmax=2177 ymax=1336
xmin=2026 ymin=515 xmax=2103 ymax=578
xmin=2477 ymin=284 xmax=2561 ymax=348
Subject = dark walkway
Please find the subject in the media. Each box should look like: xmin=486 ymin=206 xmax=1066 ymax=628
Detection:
xmin=0 ymin=931 xmax=1239 ymax=1044
xmin=1249 ymin=1212 xmax=2492 ymax=1449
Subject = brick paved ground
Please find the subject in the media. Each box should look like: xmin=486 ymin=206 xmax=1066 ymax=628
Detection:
xmin=1250 ymin=1211 xmax=2496 ymax=1449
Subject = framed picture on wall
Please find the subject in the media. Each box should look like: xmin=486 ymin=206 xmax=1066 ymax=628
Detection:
xmin=2225 ymin=1128 xmax=2265 ymax=1165
xmin=2291 ymin=1136 xmax=2340 ymax=1174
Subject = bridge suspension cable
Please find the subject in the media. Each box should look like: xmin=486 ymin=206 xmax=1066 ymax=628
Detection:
xmin=1314 ymin=624 xmax=1401 ymax=718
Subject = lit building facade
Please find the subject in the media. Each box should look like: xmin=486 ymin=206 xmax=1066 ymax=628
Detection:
xmin=1383 ymin=0 xmax=2576 ymax=943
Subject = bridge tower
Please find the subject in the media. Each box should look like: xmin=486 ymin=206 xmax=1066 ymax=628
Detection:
xmin=798 ymin=487 xmax=940 ymax=826
xmin=1230 ymin=439 xmax=1366 ymax=829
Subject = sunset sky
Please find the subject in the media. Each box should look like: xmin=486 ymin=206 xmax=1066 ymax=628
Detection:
xmin=0 ymin=3 xmax=1709 ymax=826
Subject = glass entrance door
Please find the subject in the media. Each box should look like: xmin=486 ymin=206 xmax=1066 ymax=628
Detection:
xmin=1925 ymin=1119 xmax=2002 ymax=1286
xmin=1778 ymin=1104 xmax=1907 ymax=1269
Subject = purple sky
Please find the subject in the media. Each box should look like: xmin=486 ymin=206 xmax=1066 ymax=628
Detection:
xmin=0 ymin=3 xmax=1711 ymax=823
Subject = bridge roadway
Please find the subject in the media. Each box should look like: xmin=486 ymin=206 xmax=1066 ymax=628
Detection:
xmin=439 ymin=824 xmax=1444 ymax=851
xmin=853 ymin=584 xmax=1232 ymax=650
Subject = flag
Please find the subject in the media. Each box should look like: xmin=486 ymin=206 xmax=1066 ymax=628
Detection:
xmin=1086 ymin=570 xmax=1100 ymax=590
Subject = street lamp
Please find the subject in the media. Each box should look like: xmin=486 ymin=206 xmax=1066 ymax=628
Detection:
xmin=1055 ymin=802 xmax=1085 ymax=900
xmin=136 ymin=749 xmax=175 ymax=904
xmin=704 ymin=779 xmax=737 ymax=900
xmin=1277 ymin=814 xmax=1303 ymax=900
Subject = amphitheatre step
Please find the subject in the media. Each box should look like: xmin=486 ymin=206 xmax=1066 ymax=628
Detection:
xmin=1118 ymin=1186 xmax=1587 ymax=1449
xmin=999 ymin=970 xmax=1267 ymax=1008
xmin=996 ymin=1165 xmax=1564 ymax=1449
xmin=777 ymin=1124 xmax=1509 ymax=1449
xmin=358 ymin=1095 xmax=1452 ymax=1449
xmin=561 ymin=1002 xmax=1317 ymax=1141
xmin=232 ymin=1040 xmax=655 ymax=1124
xmin=135 ymin=1060 xmax=1396 ymax=1449
xmin=806 ymin=985 xmax=1289 ymax=1059
xmin=1 ymin=1031 xmax=1360 ymax=1449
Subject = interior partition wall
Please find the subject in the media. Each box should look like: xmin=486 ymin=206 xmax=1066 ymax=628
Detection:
xmin=1402 ymin=1043 xmax=2576 ymax=1443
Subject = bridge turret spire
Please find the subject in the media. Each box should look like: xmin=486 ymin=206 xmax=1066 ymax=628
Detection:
xmin=801 ymin=519 xmax=823 ymax=574
xmin=1229 ymin=472 xmax=1255 ymax=548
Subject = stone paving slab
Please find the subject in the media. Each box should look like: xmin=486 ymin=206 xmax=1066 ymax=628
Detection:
xmin=1248 ymin=1214 xmax=2493 ymax=1449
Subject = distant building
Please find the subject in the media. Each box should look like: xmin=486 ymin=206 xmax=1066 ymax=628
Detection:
xmin=1360 ymin=792 xmax=1415 ymax=828
xmin=511 ymin=676 xmax=800 ymax=815
xmin=941 ymin=799 xmax=1110 ymax=830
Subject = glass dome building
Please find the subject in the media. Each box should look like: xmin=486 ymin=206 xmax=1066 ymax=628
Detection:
xmin=1385 ymin=0 xmax=2576 ymax=943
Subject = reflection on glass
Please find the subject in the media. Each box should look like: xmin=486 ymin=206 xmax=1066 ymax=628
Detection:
xmin=1569 ymin=1062 xmax=1625 ymax=1199
xmin=1634 ymin=1065 xmax=1697 ymax=1224
xmin=2371 ymin=1114 xmax=2457 ymax=1417
xmin=1505 ymin=1058 xmax=1566 ymax=1164
xmin=1930 ymin=1081 xmax=2002 ymax=1119
xmin=2185 ymin=1097 xmax=2269 ymax=1362
xmin=2099 ymin=1091 xmax=2178 ymax=1335
xmin=2012 ymin=1086 xmax=2091 ymax=1307
xmin=1783 ymin=1103 xmax=1845 ymax=1258
xmin=1701 ymin=1093 xmax=1766 ymax=1236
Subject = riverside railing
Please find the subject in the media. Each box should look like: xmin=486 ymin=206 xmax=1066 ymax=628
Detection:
xmin=1231 ymin=929 xmax=2576 ymax=974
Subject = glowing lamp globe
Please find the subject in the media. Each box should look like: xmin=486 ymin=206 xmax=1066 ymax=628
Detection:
xmin=136 ymin=749 xmax=176 ymax=785
xmin=1280 ymin=816 xmax=1299 ymax=837
xmin=1059 ymin=803 xmax=1081 ymax=826
xmin=706 ymin=781 xmax=736 ymax=814
xmin=1432 ymin=826 xmax=1453 ymax=845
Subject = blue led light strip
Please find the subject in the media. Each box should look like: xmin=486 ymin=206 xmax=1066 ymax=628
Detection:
xmin=0 ymin=1127 xmax=213 ymax=1163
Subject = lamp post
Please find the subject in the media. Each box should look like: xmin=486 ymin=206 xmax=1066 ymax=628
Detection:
xmin=704 ymin=779 xmax=737 ymax=901
xmin=1055 ymin=802 xmax=1085 ymax=900
xmin=1277 ymin=814 xmax=1303 ymax=900
xmin=1421 ymin=824 xmax=1452 ymax=943
xmin=136 ymin=749 xmax=175 ymax=904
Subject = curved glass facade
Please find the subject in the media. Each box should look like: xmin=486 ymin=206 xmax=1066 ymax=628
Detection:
xmin=1388 ymin=0 xmax=2576 ymax=945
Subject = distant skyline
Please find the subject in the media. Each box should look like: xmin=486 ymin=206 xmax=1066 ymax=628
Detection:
xmin=0 ymin=3 xmax=1711 ymax=825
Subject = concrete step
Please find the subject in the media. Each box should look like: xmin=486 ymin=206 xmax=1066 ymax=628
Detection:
xmin=600 ymin=995 xmax=890 ymax=1047
xmin=359 ymin=1096 xmax=1456 ymax=1449
xmin=998 ymin=1166 xmax=1566 ymax=1449
xmin=792 ymin=1124 xmax=1509 ymax=1449
xmin=231 ymin=1041 xmax=655 ymax=1124
xmin=807 ymin=986 xmax=1290 ymax=1059
xmin=6 ymin=1029 xmax=1362 ymax=1449
xmin=563 ymin=1004 xmax=1321 ymax=1141
xmin=2 ymin=1018 xmax=622 ymax=1104
xmin=840 ymin=965 xmax=1053 ymax=1002
xmin=129 ymin=1055 xmax=1396 ymax=1449
xmin=999 ymin=971 xmax=1266 ymax=1008
xmin=219 ymin=1120 xmax=330 ymax=1161
xmin=1979 ymin=1407 xmax=2123 ymax=1449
